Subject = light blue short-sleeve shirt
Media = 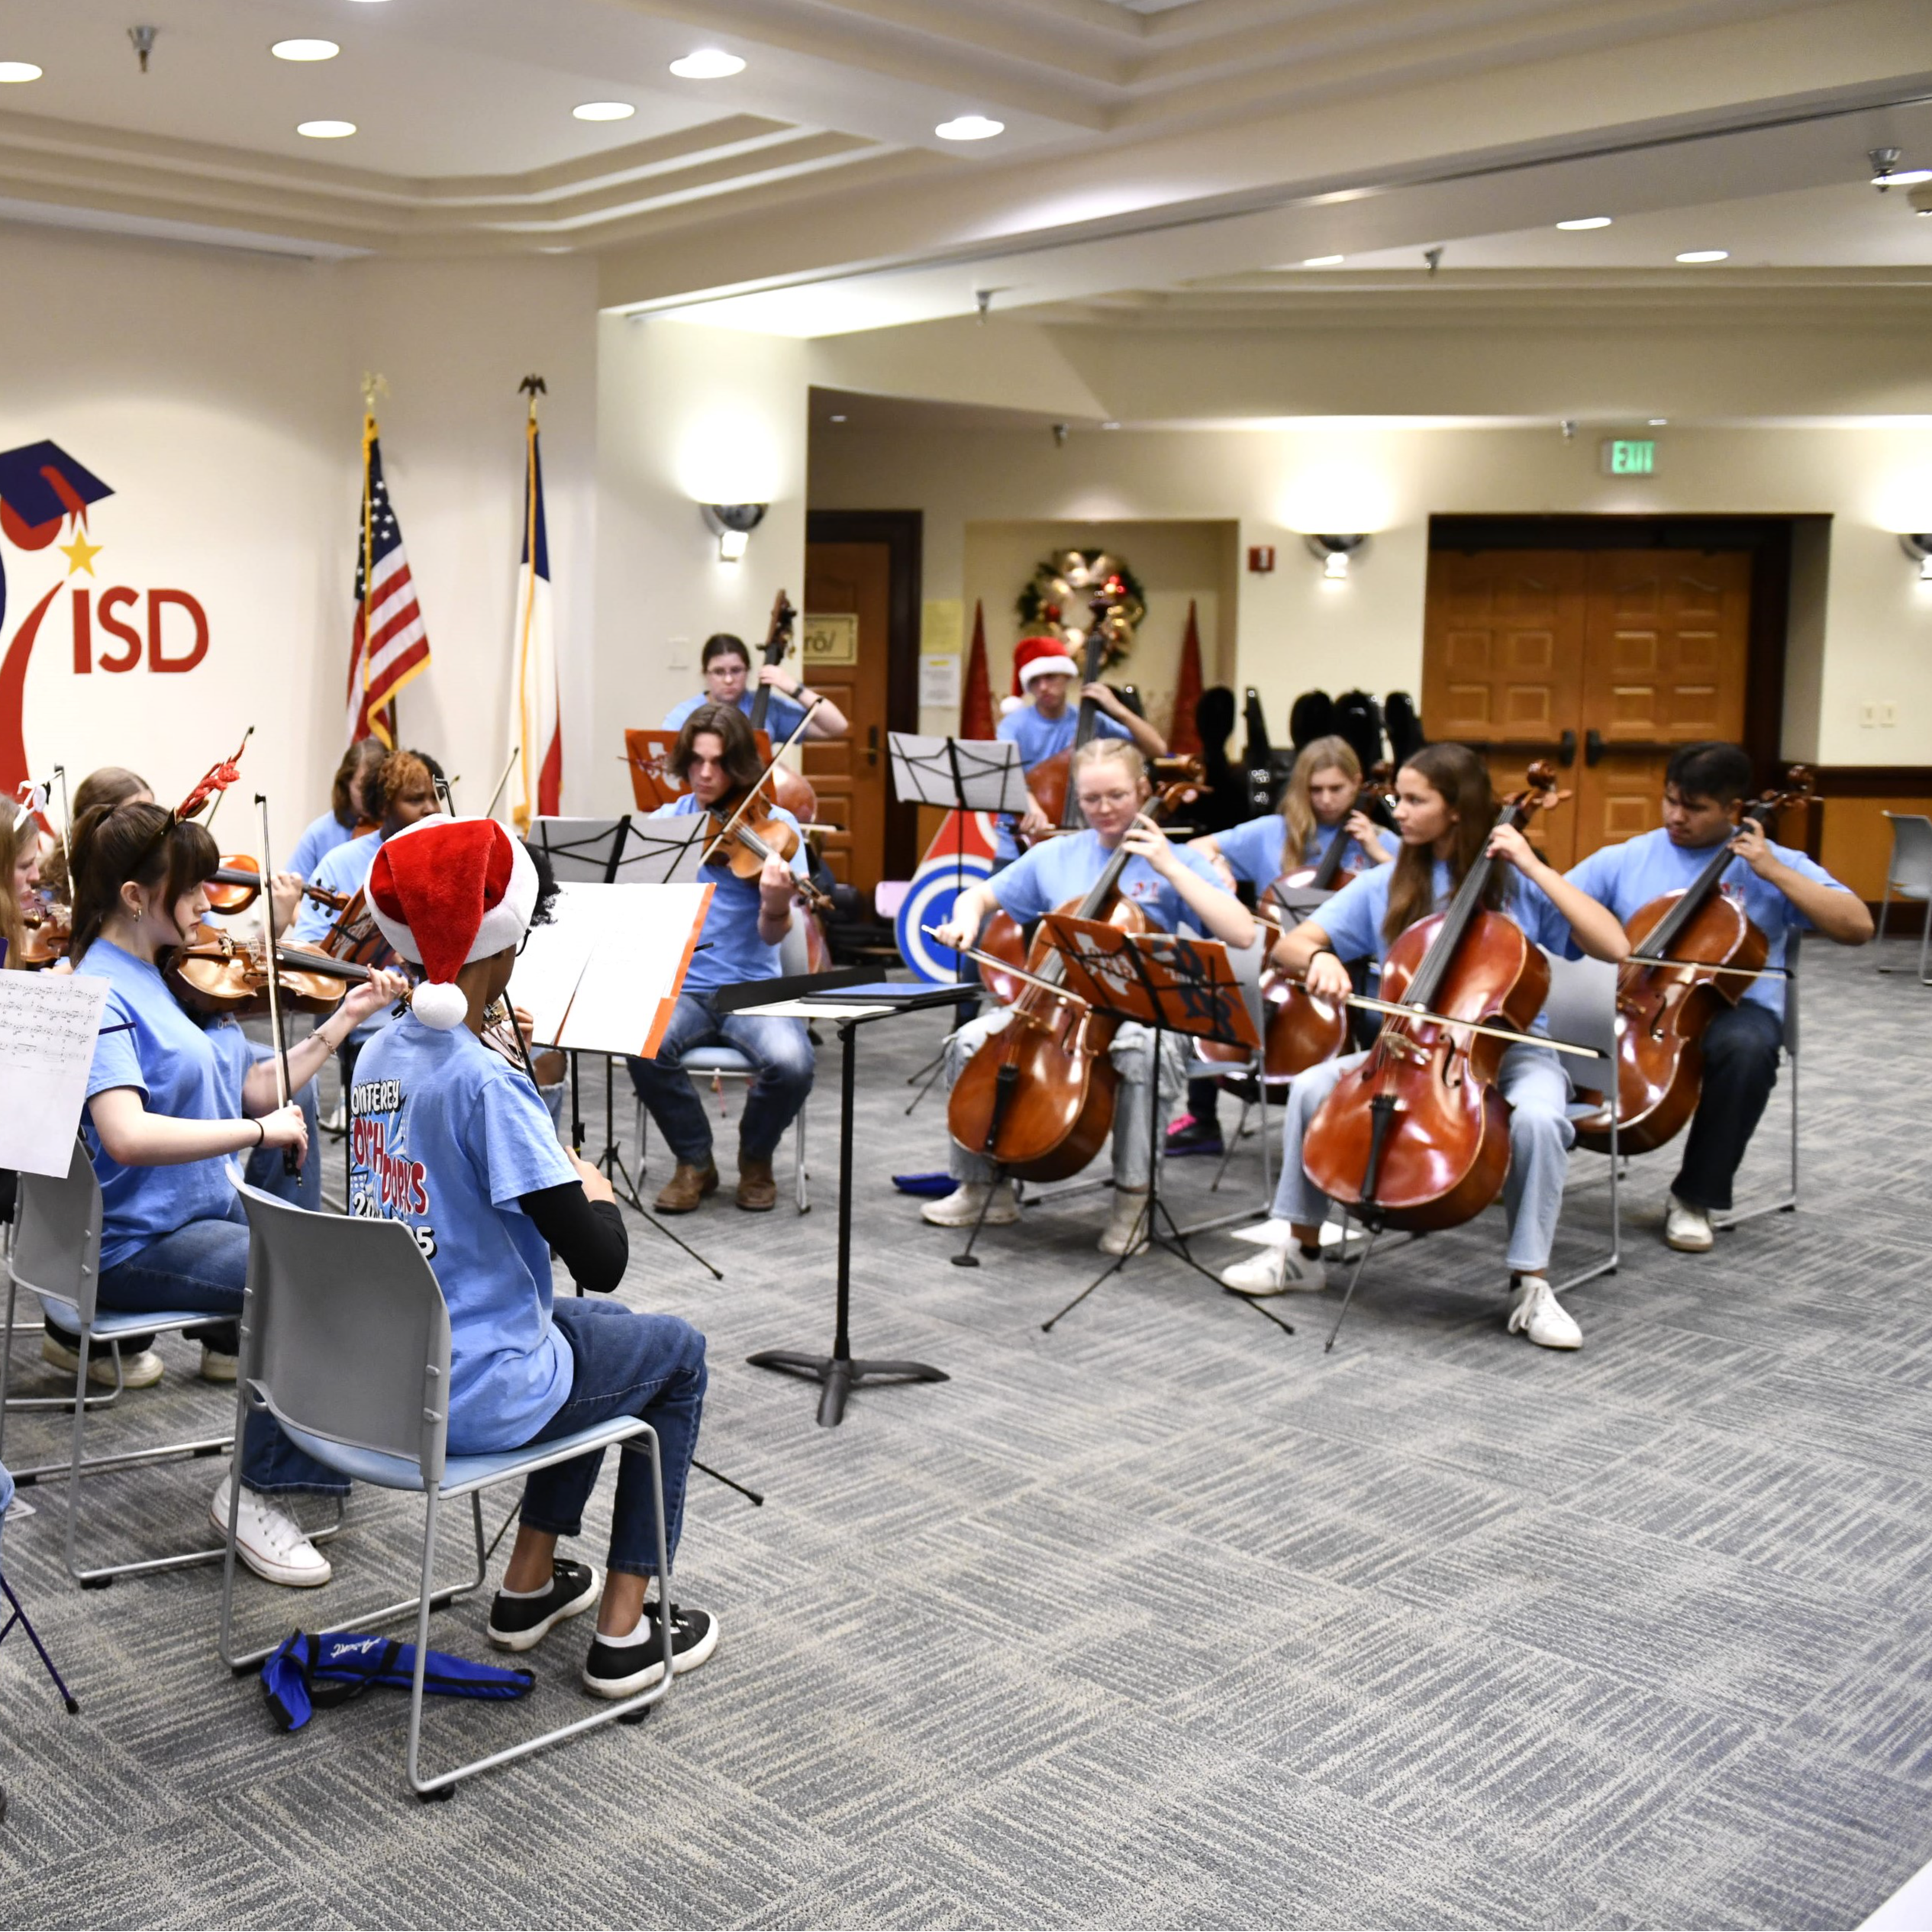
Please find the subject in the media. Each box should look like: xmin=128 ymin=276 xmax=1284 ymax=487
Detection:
xmin=349 ymin=1014 xmax=577 ymax=1455
xmin=1210 ymin=814 xmax=1377 ymax=889
xmin=989 ymin=827 xmax=1226 ymax=937
xmin=291 ymin=828 xmax=383 ymax=946
xmin=650 ymin=793 xmax=809 ymax=995
xmin=663 ymin=687 xmax=810 ymax=741
xmin=991 ymin=704 xmax=1135 ymax=862
xmin=289 ymin=808 xmax=356 ymax=884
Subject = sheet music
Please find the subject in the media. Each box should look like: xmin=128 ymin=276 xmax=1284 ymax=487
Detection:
xmin=0 ymin=972 xmax=109 ymax=1176
xmin=508 ymin=882 xmax=712 ymax=1059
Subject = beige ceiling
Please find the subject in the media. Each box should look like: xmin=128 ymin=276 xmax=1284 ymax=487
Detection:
xmin=0 ymin=0 xmax=1927 ymax=329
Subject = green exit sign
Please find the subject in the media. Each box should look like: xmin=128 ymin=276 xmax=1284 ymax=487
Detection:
xmin=1601 ymin=437 xmax=1658 ymax=476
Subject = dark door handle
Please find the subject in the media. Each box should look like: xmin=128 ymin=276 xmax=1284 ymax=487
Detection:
xmin=1586 ymin=730 xmax=1683 ymax=766
xmin=866 ymin=724 xmax=879 ymax=767
xmin=1454 ymin=737 xmax=1575 ymax=765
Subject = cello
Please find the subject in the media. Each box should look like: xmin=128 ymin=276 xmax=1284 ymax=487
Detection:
xmin=1573 ymin=766 xmax=1814 ymax=1156
xmin=1301 ymin=761 xmax=1565 ymax=1232
xmin=946 ymin=761 xmax=1203 ymax=1182
xmin=746 ymin=588 xmax=818 ymax=825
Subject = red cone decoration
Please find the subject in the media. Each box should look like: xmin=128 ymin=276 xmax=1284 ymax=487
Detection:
xmin=1169 ymin=599 xmax=1205 ymax=757
xmin=960 ymin=599 xmax=995 ymax=740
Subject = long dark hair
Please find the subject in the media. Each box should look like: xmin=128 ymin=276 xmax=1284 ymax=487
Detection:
xmin=69 ymin=802 xmax=219 ymax=963
xmin=330 ymin=738 xmax=389 ymax=826
xmin=1381 ymin=743 xmax=1508 ymax=943
xmin=671 ymin=703 xmax=764 ymax=789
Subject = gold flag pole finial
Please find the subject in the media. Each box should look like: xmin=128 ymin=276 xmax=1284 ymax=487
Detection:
xmin=518 ymin=373 xmax=547 ymax=422
xmin=361 ymin=370 xmax=389 ymax=414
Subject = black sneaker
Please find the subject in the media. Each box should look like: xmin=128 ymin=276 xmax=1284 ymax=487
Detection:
xmin=582 ymin=1602 xmax=719 ymax=1699
xmin=1164 ymin=1113 xmax=1224 ymax=1158
xmin=485 ymin=1559 xmax=601 ymax=1653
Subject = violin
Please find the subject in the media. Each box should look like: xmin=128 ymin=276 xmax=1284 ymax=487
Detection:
xmin=1018 ymin=595 xmax=1110 ymax=841
xmin=701 ymin=791 xmax=838 ymax=918
xmin=1574 ymin=765 xmax=1814 ymax=1156
xmin=309 ymin=884 xmax=401 ymax=973
xmin=947 ymin=760 xmax=1204 ymax=1182
xmin=747 ymin=587 xmax=818 ymax=825
xmin=166 ymin=924 xmax=381 ymax=1019
xmin=205 ymin=855 xmax=264 ymax=916
xmin=1301 ymin=760 xmax=1565 ymax=1233
xmin=18 ymin=889 xmax=72 ymax=968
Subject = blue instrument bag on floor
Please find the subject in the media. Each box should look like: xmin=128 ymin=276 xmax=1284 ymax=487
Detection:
xmin=262 ymin=1630 xmax=534 ymax=1732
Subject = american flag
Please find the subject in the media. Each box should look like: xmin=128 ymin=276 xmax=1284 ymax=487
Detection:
xmin=347 ymin=419 xmax=431 ymax=745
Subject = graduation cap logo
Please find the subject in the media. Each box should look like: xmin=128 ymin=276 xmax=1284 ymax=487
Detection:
xmin=0 ymin=440 xmax=113 ymax=551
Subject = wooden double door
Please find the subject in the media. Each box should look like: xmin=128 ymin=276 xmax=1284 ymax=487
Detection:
xmin=799 ymin=540 xmax=895 ymax=892
xmin=1421 ymin=547 xmax=1751 ymax=867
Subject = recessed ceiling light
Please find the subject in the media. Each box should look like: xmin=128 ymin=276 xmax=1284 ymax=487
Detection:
xmin=1676 ymin=249 xmax=1728 ymax=263
xmin=0 ymin=61 xmax=43 ymax=82
xmin=272 ymin=38 xmax=338 ymax=61
xmin=296 ymin=119 xmax=356 ymax=139
xmin=1301 ymin=254 xmax=1344 ymax=266
xmin=1556 ymin=215 xmax=1612 ymax=230
xmin=669 ymin=49 xmax=744 ymax=79
xmin=936 ymin=115 xmax=1004 ymax=141
xmin=1648 ymin=418 xmax=1668 ymax=426
xmin=1873 ymin=166 xmax=1932 ymax=186
xmin=573 ymin=101 xmax=634 ymax=121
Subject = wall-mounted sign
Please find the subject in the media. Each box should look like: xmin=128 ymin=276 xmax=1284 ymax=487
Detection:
xmin=1600 ymin=438 xmax=1658 ymax=476
xmin=1247 ymin=545 xmax=1277 ymax=573
xmin=802 ymin=611 xmax=858 ymax=666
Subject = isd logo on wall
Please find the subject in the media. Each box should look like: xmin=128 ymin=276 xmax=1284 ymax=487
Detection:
xmin=0 ymin=438 xmax=213 ymax=805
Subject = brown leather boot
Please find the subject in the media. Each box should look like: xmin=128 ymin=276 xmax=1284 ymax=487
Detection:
xmin=654 ymin=1160 xmax=718 ymax=1214
xmin=734 ymin=1156 xmax=777 ymax=1211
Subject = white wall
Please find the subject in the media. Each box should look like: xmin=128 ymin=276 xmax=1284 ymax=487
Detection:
xmin=0 ymin=224 xmax=596 ymax=861
xmin=811 ymin=420 xmax=1932 ymax=766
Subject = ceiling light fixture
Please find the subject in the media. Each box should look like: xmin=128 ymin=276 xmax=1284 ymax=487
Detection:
xmin=296 ymin=119 xmax=356 ymax=139
xmin=573 ymin=101 xmax=634 ymax=121
xmin=1649 ymin=418 xmax=1668 ymax=426
xmin=936 ymin=115 xmax=1003 ymax=141
xmin=828 ymin=414 xmax=847 ymax=423
xmin=1556 ymin=215 xmax=1612 ymax=230
xmin=1307 ymin=534 xmax=1366 ymax=581
xmin=0 ymin=60 xmax=44 ymax=82
xmin=1876 ymin=166 xmax=1932 ymax=188
xmin=272 ymin=38 xmax=338 ymax=61
xmin=1901 ymin=534 xmax=1932 ymax=582
xmin=669 ymin=49 xmax=744 ymax=79
xmin=702 ymin=503 xmax=766 ymax=563
xmin=1301 ymin=254 xmax=1344 ymax=266
xmin=1676 ymin=250 xmax=1728 ymax=263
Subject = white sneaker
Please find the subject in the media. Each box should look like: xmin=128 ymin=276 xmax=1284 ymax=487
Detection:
xmin=1664 ymin=1193 xmax=1714 ymax=1253
xmin=1221 ymin=1242 xmax=1329 ymax=1296
xmin=1098 ymin=1189 xmax=1150 ymax=1256
xmin=198 ymin=1343 xmax=239 ymax=1384
xmin=211 ymin=1476 xmax=332 ymax=1588
xmin=921 ymin=1182 xmax=1019 ymax=1229
xmin=42 ymin=1332 xmax=163 ymax=1389
xmin=1508 ymin=1277 xmax=1582 ymax=1350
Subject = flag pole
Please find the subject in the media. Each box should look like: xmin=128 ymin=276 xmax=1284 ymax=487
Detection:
xmin=360 ymin=372 xmax=389 ymax=746
xmin=514 ymin=374 xmax=547 ymax=834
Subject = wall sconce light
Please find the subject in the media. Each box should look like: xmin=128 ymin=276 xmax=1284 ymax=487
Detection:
xmin=702 ymin=502 xmax=766 ymax=562
xmin=1902 ymin=533 xmax=1932 ymax=582
xmin=1306 ymin=533 xmax=1367 ymax=580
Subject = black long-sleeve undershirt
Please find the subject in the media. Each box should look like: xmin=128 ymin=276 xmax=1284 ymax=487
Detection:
xmin=520 ymin=1182 xmax=628 ymax=1294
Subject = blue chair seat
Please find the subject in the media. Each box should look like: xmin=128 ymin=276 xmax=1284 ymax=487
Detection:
xmin=279 ymin=1416 xmax=647 ymax=1497
xmin=679 ymin=1047 xmax=753 ymax=1072
xmin=34 ymin=1296 xmax=210 ymax=1340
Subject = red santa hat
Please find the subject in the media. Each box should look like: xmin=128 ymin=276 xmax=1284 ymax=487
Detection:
xmin=364 ymin=817 xmax=538 ymax=1031
xmin=1003 ymin=634 xmax=1080 ymax=716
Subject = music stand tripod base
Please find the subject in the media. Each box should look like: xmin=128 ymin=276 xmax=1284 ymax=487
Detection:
xmin=746 ymin=1349 xmax=949 ymax=1428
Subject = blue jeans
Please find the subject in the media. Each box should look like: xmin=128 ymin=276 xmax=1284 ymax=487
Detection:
xmin=0 ymin=1460 xmax=12 ymax=1564
xmin=96 ymin=1208 xmax=347 ymax=1498
xmin=515 ymin=1299 xmax=706 ymax=1581
xmin=627 ymin=992 xmax=813 ymax=1166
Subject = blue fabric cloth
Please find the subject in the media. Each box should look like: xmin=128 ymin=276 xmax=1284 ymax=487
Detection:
xmin=261 ymin=1629 xmax=534 ymax=1732
xmin=626 ymin=992 xmax=813 ymax=1165
xmin=1211 ymin=814 xmax=1372 ymax=888
xmin=290 ymin=828 xmax=382 ymax=945
xmin=76 ymin=939 xmax=237 ymax=1271
xmin=989 ymin=827 xmax=1225 ymax=937
xmin=991 ymin=702 xmax=1134 ymax=860
xmin=663 ymin=686 xmax=809 ymax=740
xmin=95 ymin=1208 xmax=344 ymax=1494
xmin=288 ymin=808 xmax=356 ymax=884
xmin=1564 ymin=827 xmax=1849 ymax=1017
xmin=649 ymin=792 xmax=808 ymax=995
xmin=349 ymin=1014 xmax=577 ymax=1456
xmin=518 ymin=1298 xmax=708 ymax=1579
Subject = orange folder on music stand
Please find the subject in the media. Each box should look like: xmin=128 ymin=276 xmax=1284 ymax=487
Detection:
xmin=1037 ymin=914 xmax=1259 ymax=1053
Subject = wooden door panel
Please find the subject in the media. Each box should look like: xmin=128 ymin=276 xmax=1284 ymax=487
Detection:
xmin=802 ymin=541 xmax=893 ymax=892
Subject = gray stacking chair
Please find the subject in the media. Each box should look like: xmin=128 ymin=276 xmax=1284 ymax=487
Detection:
xmin=1715 ymin=935 xmax=1801 ymax=1230
xmin=1542 ymin=949 xmax=1622 ymax=1296
xmin=1876 ymin=813 xmax=1932 ymax=983
xmin=0 ymin=1138 xmax=236 ymax=1587
xmin=218 ymin=1182 xmax=674 ymax=1799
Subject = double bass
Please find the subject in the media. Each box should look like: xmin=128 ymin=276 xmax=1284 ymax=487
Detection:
xmin=947 ymin=762 xmax=1203 ymax=1183
xmin=1573 ymin=766 xmax=1814 ymax=1156
xmin=1301 ymin=762 xmax=1564 ymax=1231
xmin=747 ymin=588 xmax=818 ymax=825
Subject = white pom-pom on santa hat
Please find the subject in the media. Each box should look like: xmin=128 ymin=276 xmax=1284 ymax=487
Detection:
xmin=365 ymin=817 xmax=538 ymax=1031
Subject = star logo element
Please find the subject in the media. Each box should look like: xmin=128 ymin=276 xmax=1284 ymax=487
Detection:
xmin=60 ymin=530 xmax=103 ymax=576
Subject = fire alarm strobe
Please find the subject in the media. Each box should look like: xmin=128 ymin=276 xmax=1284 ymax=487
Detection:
xmin=1247 ymin=546 xmax=1277 ymax=573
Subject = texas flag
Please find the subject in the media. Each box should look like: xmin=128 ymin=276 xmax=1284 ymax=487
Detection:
xmin=505 ymin=407 xmax=560 ymax=833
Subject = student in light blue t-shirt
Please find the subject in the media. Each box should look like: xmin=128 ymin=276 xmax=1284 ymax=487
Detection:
xmin=286 ymin=738 xmax=387 ymax=885
xmin=626 ymin=703 xmax=815 ymax=1218
xmin=924 ymin=736 xmax=1256 ymax=1259
xmin=662 ymin=631 xmax=849 ymax=743
xmin=991 ymin=634 xmax=1166 ymax=863
xmin=1562 ymin=741 xmax=1871 ymax=1254
xmin=349 ymin=814 xmax=715 ymax=1697
xmin=1222 ymin=743 xmax=1630 ymax=1354
xmin=65 ymin=797 xmax=408 ymax=1588
xmin=1172 ymin=734 xmax=1395 ymax=1156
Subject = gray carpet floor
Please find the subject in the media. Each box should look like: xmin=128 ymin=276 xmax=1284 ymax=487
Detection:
xmin=2 ymin=943 xmax=1930 ymax=1929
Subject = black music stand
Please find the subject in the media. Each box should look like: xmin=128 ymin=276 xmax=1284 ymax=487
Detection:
xmin=1033 ymin=918 xmax=1295 ymax=1338
xmin=718 ymin=973 xmax=969 ymax=1425
xmin=525 ymin=814 xmax=720 ymax=1279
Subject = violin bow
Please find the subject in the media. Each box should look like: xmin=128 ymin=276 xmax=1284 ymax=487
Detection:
xmin=698 ymin=701 xmax=823 ymax=867
xmin=253 ymin=792 xmax=301 ymax=1176
xmin=1282 ymin=976 xmax=1605 ymax=1061
xmin=921 ymin=927 xmax=1093 ymax=1010
xmin=483 ymin=747 xmax=520 ymax=822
